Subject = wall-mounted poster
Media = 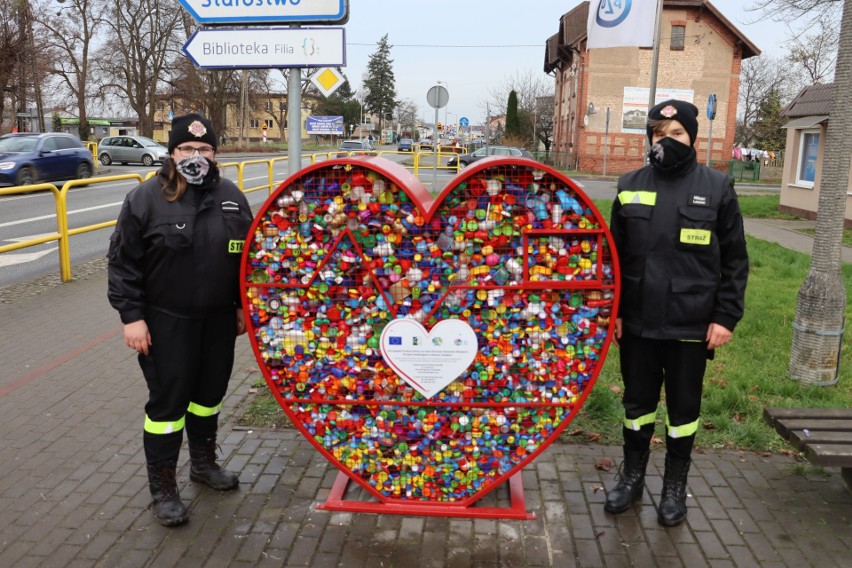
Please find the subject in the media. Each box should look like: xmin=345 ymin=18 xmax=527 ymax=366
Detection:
xmin=622 ymin=87 xmax=695 ymax=134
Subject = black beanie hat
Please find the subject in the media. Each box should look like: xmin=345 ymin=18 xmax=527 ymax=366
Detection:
xmin=168 ymin=113 xmax=217 ymax=154
xmin=646 ymin=99 xmax=699 ymax=146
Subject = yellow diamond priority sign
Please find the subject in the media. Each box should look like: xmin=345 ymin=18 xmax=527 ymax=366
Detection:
xmin=311 ymin=67 xmax=346 ymax=98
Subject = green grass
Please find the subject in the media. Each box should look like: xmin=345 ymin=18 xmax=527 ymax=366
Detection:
xmin=736 ymin=194 xmax=799 ymax=219
xmin=238 ymin=201 xmax=852 ymax=454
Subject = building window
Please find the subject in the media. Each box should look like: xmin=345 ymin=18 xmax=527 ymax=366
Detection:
xmin=671 ymin=25 xmax=685 ymax=50
xmin=265 ymin=101 xmax=272 ymax=112
xmin=250 ymin=118 xmax=259 ymax=129
xmin=796 ymin=129 xmax=820 ymax=188
xmin=264 ymin=119 xmax=274 ymax=129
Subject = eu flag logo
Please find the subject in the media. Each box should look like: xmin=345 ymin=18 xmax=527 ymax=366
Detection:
xmin=389 ymin=336 xmax=402 ymax=345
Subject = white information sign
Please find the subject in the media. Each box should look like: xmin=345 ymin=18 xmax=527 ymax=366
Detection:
xmin=183 ymin=27 xmax=345 ymax=69
xmin=380 ymin=319 xmax=478 ymax=399
xmin=178 ymin=0 xmax=348 ymax=24
xmin=621 ymin=87 xmax=695 ymax=134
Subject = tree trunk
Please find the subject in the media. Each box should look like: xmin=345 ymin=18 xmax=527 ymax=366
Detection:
xmin=789 ymin=0 xmax=852 ymax=386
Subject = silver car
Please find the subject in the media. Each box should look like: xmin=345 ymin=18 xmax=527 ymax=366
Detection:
xmin=98 ymin=135 xmax=169 ymax=166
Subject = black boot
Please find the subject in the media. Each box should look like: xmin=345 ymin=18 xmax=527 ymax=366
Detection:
xmin=147 ymin=461 xmax=188 ymax=527
xmin=658 ymin=454 xmax=691 ymax=526
xmin=189 ymin=437 xmax=239 ymax=491
xmin=604 ymin=447 xmax=650 ymax=514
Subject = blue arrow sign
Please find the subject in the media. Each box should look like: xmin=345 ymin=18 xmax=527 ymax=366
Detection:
xmin=459 ymin=117 xmax=469 ymax=127
xmin=178 ymin=0 xmax=348 ymax=25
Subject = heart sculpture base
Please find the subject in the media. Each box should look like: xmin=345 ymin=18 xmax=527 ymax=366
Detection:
xmin=242 ymin=155 xmax=619 ymax=518
xmin=318 ymin=470 xmax=534 ymax=519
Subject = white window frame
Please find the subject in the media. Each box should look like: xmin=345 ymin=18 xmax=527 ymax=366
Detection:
xmin=795 ymin=128 xmax=821 ymax=189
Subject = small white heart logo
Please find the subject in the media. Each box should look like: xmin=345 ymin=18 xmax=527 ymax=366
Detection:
xmin=379 ymin=319 xmax=478 ymax=399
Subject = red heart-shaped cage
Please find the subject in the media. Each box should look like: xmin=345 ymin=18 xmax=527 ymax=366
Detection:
xmin=241 ymin=156 xmax=620 ymax=508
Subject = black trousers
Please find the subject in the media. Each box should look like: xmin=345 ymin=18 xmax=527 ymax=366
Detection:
xmin=139 ymin=309 xmax=237 ymax=464
xmin=619 ymin=333 xmax=708 ymax=460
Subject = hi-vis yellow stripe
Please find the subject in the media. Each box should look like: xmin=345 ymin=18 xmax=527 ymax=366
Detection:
xmin=144 ymin=415 xmax=185 ymax=435
xmin=666 ymin=416 xmax=699 ymax=438
xmin=187 ymin=401 xmax=223 ymax=417
xmin=624 ymin=412 xmax=656 ymax=431
xmin=618 ymin=191 xmax=657 ymax=206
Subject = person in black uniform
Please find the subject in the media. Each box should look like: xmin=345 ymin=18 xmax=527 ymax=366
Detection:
xmin=605 ymin=100 xmax=748 ymax=526
xmin=108 ymin=113 xmax=254 ymax=526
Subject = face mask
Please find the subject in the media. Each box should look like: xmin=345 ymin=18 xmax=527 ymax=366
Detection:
xmin=648 ymin=137 xmax=696 ymax=174
xmin=175 ymin=154 xmax=210 ymax=185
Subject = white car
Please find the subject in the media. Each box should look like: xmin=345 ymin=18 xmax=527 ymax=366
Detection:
xmin=99 ymin=136 xmax=169 ymax=166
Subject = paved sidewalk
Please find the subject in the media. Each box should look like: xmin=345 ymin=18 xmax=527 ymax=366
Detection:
xmin=0 ymin=242 xmax=850 ymax=567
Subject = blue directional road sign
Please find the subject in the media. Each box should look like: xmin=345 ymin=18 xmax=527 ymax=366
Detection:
xmin=178 ymin=0 xmax=348 ymax=25
xmin=459 ymin=117 xmax=469 ymax=127
xmin=183 ymin=27 xmax=345 ymax=69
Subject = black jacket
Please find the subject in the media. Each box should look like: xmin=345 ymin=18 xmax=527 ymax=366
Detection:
xmin=107 ymin=169 xmax=253 ymax=323
xmin=610 ymin=160 xmax=748 ymax=340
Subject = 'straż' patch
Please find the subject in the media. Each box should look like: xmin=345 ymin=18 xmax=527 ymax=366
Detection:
xmin=228 ymin=240 xmax=244 ymax=253
xmin=680 ymin=229 xmax=711 ymax=245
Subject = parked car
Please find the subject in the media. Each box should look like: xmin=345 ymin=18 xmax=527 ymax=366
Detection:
xmin=397 ymin=138 xmax=414 ymax=152
xmin=336 ymin=139 xmax=375 ymax=157
xmin=0 ymin=132 xmax=94 ymax=187
xmin=98 ymin=135 xmax=169 ymax=166
xmin=447 ymin=146 xmax=535 ymax=168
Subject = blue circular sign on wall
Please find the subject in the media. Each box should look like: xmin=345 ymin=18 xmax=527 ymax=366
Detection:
xmin=596 ymin=0 xmax=632 ymax=28
xmin=459 ymin=117 xmax=469 ymax=127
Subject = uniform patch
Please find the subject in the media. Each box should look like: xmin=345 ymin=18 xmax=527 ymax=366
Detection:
xmin=689 ymin=194 xmax=709 ymax=207
xmin=228 ymin=240 xmax=244 ymax=253
xmin=680 ymin=229 xmax=711 ymax=245
xmin=222 ymin=200 xmax=240 ymax=212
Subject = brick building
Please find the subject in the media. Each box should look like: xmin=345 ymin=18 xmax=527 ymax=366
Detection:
xmin=544 ymin=0 xmax=760 ymax=174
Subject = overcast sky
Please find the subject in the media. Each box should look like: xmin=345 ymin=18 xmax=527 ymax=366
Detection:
xmin=338 ymin=0 xmax=805 ymax=125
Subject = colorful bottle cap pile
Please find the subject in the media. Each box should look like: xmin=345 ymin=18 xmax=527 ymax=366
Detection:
xmin=242 ymin=157 xmax=619 ymax=504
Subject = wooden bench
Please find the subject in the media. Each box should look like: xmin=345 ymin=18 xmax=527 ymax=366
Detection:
xmin=763 ymin=407 xmax=852 ymax=493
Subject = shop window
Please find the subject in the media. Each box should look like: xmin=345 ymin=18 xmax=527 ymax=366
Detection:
xmin=795 ymin=129 xmax=820 ymax=188
xmin=671 ymin=25 xmax=685 ymax=50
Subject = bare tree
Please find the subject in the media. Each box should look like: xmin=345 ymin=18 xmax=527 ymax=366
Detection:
xmin=96 ymin=0 xmax=183 ymax=136
xmin=736 ymin=56 xmax=793 ymax=146
xmin=35 ymin=0 xmax=106 ymax=139
xmin=483 ymin=70 xmax=555 ymax=149
xmin=751 ymin=0 xmax=841 ymax=28
xmin=393 ymin=98 xmax=418 ymax=138
xmin=787 ymin=17 xmax=839 ymax=86
xmin=0 ymin=0 xmax=37 ymax=133
xmin=168 ymin=10 xmax=239 ymax=138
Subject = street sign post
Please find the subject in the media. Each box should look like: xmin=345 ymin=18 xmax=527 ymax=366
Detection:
xmin=706 ymin=93 xmax=717 ymax=165
xmin=182 ymin=27 xmax=345 ymax=69
xmin=177 ymin=0 xmax=348 ymax=25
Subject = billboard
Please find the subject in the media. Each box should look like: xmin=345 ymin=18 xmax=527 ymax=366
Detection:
xmin=622 ymin=87 xmax=695 ymax=134
xmin=306 ymin=116 xmax=344 ymax=136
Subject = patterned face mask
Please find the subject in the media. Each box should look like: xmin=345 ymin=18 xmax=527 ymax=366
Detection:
xmin=175 ymin=155 xmax=210 ymax=185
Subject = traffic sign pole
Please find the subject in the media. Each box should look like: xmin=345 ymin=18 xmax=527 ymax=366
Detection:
xmin=706 ymin=93 xmax=717 ymax=166
xmin=289 ymin=38 xmax=302 ymax=176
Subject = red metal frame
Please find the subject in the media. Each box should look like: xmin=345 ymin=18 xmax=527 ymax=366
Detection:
xmin=318 ymin=469 xmax=535 ymax=519
xmin=240 ymin=155 xmax=621 ymax=518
